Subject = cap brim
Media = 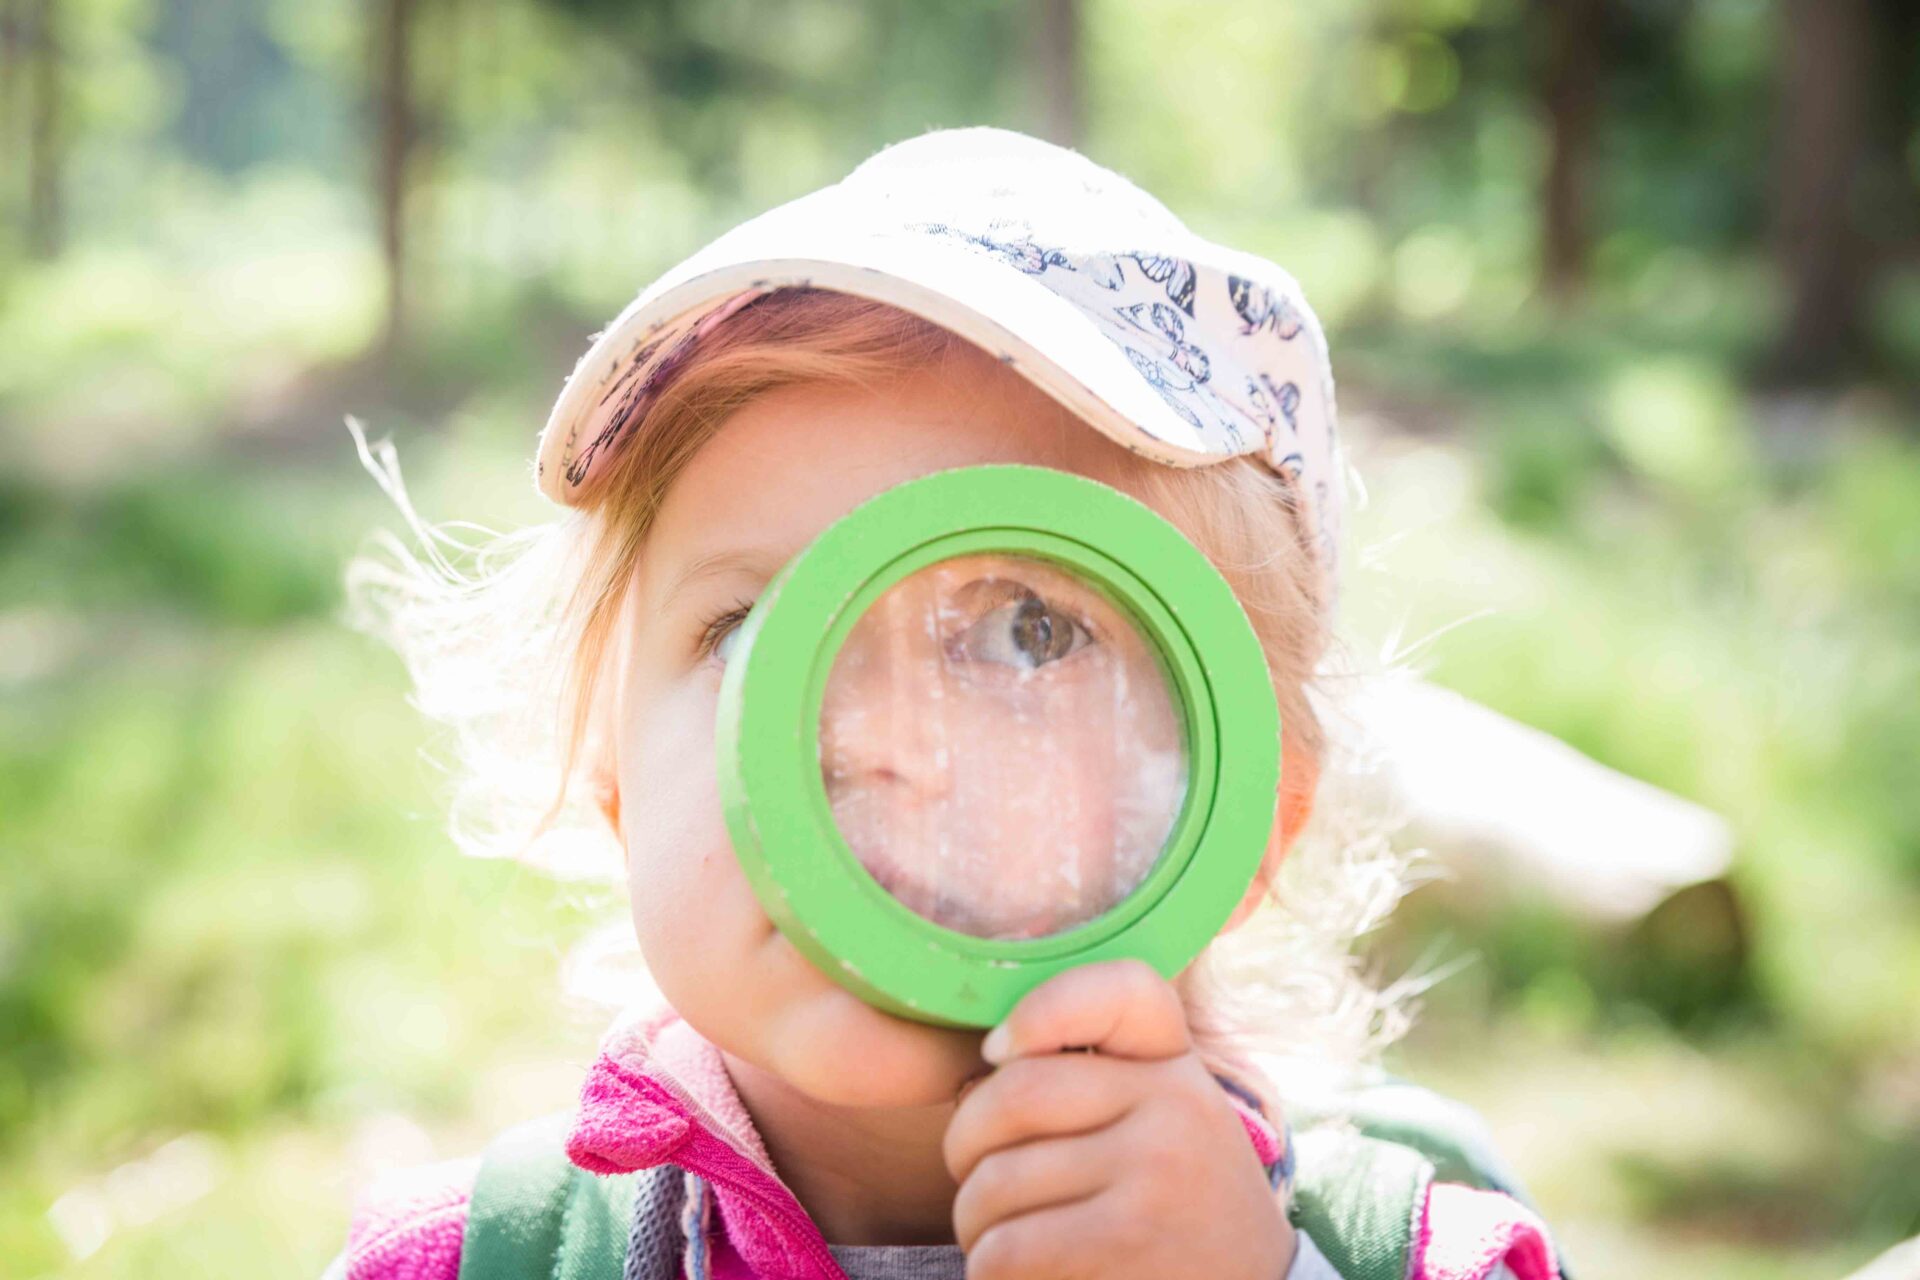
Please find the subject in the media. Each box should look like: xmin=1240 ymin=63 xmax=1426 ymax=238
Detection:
xmin=535 ymin=222 xmax=1323 ymax=507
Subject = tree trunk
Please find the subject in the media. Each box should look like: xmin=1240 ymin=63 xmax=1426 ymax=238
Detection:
xmin=1538 ymin=0 xmax=1604 ymax=299
xmin=24 ymin=0 xmax=59 ymax=258
xmin=1769 ymin=0 xmax=1873 ymax=384
xmin=375 ymin=0 xmax=417 ymax=361
xmin=2 ymin=0 xmax=19 ymax=193
xmin=1031 ymin=0 xmax=1081 ymax=150
xmin=1 ymin=0 xmax=17 ymax=241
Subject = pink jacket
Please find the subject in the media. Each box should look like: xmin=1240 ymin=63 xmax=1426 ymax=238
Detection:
xmin=336 ymin=1009 xmax=1559 ymax=1280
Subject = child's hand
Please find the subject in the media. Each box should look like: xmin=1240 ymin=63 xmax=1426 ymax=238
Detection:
xmin=943 ymin=959 xmax=1297 ymax=1280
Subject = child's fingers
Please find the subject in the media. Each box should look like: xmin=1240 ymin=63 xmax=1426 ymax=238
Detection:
xmin=965 ymin=1191 xmax=1117 ymax=1280
xmin=981 ymin=958 xmax=1190 ymax=1066
xmin=943 ymin=1052 xmax=1154 ymax=1184
xmin=950 ymin=1128 xmax=1112 ymax=1252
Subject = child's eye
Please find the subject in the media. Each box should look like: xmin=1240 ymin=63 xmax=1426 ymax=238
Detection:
xmin=948 ymin=588 xmax=1094 ymax=672
xmin=696 ymin=599 xmax=755 ymax=664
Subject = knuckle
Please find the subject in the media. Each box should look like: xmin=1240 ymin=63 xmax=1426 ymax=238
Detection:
xmin=1113 ymin=956 xmax=1160 ymax=988
xmin=950 ymin=1170 xmax=992 ymax=1252
xmin=1098 ymin=958 xmax=1161 ymax=1008
xmin=1133 ymin=1100 xmax=1205 ymax=1175
xmin=1120 ymin=1153 xmax=1199 ymax=1238
xmin=968 ymin=1216 xmax=1062 ymax=1280
xmin=941 ymin=1123 xmax=970 ymax=1183
xmin=1095 ymin=1187 xmax=1156 ymax=1253
xmin=944 ymin=1100 xmax=988 ymax=1179
xmin=965 ymin=1136 xmax=1061 ymax=1219
xmin=967 ymin=1144 xmax=1016 ymax=1196
xmin=1010 ymin=974 xmax=1066 ymax=1026
xmin=991 ymin=1060 xmax=1054 ymax=1129
xmin=966 ymin=1221 xmax=1021 ymax=1280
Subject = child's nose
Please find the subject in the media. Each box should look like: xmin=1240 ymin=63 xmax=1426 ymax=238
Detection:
xmin=818 ymin=697 xmax=956 ymax=810
xmin=819 ymin=588 xmax=962 ymax=807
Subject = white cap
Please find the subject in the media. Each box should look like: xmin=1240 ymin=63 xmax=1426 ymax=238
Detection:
xmin=534 ymin=126 xmax=1342 ymax=597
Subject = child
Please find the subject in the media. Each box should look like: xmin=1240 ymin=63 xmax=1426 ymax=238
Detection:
xmin=332 ymin=128 xmax=1561 ymax=1280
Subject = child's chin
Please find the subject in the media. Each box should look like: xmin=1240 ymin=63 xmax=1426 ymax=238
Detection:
xmin=775 ymin=991 xmax=984 ymax=1110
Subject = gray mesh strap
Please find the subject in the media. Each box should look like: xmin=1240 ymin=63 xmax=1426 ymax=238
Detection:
xmin=623 ymin=1165 xmax=692 ymax=1280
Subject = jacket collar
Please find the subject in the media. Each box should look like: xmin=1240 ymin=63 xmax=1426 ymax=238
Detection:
xmin=566 ymin=1003 xmax=846 ymax=1280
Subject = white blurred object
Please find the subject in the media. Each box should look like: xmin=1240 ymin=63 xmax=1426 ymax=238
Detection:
xmin=1351 ymin=676 xmax=1736 ymax=923
xmin=347 ymin=1111 xmax=438 ymax=1181
xmin=1846 ymin=1237 xmax=1920 ymax=1280
xmin=563 ymin=917 xmax=666 ymax=1009
xmin=47 ymin=1133 xmax=223 ymax=1261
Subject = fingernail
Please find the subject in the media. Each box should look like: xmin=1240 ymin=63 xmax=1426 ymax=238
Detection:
xmin=982 ymin=1023 xmax=1010 ymax=1065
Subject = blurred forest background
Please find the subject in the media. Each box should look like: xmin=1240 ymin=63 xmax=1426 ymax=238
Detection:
xmin=2 ymin=0 xmax=1918 ymax=1276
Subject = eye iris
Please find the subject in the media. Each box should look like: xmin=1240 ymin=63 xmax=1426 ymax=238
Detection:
xmin=1010 ymin=596 xmax=1065 ymax=666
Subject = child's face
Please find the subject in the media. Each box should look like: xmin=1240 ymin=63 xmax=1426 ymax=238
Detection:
xmin=611 ymin=344 xmax=1178 ymax=1110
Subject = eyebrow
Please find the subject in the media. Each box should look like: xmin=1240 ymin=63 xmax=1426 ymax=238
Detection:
xmin=658 ymin=547 xmax=789 ymax=609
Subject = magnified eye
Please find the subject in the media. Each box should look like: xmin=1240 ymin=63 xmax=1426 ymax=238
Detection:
xmin=950 ymin=586 xmax=1093 ymax=671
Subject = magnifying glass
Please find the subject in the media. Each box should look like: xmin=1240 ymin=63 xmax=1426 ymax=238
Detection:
xmin=716 ymin=464 xmax=1280 ymax=1028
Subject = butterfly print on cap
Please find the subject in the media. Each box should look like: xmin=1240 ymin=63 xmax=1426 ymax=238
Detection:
xmin=1228 ymin=276 xmax=1304 ymax=340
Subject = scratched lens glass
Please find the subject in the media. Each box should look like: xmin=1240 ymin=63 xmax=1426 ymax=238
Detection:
xmin=818 ymin=554 xmax=1187 ymax=940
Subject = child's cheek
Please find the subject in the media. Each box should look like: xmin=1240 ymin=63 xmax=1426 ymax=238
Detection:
xmin=618 ymin=675 xmax=755 ymax=961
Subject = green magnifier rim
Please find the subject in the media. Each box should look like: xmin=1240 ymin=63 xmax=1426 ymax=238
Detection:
xmin=716 ymin=464 xmax=1281 ymax=1028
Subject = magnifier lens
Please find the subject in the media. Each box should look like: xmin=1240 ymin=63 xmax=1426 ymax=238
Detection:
xmin=819 ymin=553 xmax=1187 ymax=941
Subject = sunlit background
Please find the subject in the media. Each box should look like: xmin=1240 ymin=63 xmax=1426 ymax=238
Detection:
xmin=2 ymin=0 xmax=1918 ymax=1276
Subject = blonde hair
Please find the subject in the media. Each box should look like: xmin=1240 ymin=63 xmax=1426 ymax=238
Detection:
xmin=345 ymin=288 xmax=1417 ymax=1113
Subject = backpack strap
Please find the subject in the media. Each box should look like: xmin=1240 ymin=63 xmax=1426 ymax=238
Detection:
xmin=459 ymin=1111 xmax=641 ymax=1280
xmin=1287 ymin=1126 xmax=1434 ymax=1280
xmin=1326 ymin=1079 xmax=1534 ymax=1207
xmin=1285 ymin=1079 xmax=1565 ymax=1280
